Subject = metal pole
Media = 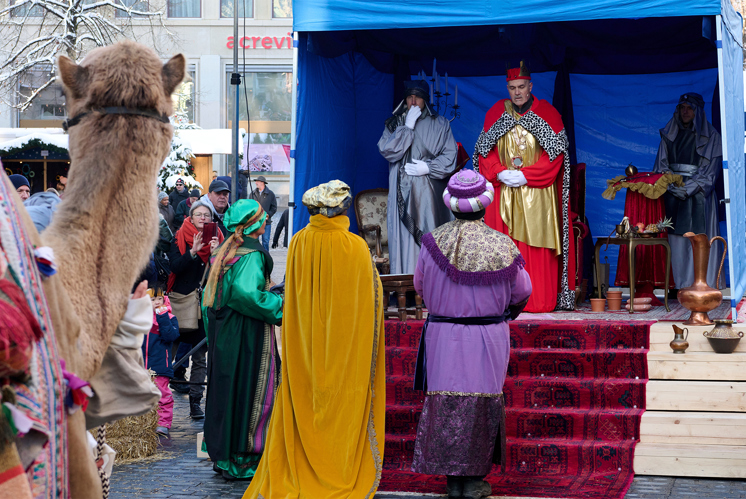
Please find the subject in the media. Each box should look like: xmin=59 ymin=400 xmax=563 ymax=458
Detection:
xmin=288 ymin=32 xmax=299 ymax=238
xmin=230 ymin=0 xmax=241 ymax=203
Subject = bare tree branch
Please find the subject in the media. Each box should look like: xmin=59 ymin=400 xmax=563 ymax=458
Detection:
xmin=0 ymin=0 xmax=173 ymax=110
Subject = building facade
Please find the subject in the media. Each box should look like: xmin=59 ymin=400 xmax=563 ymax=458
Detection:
xmin=0 ymin=0 xmax=294 ymax=204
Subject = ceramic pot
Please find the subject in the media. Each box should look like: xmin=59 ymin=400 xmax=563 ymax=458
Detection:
xmin=607 ymin=297 xmax=623 ymax=311
xmin=677 ymin=233 xmax=727 ymax=325
xmin=590 ymin=298 xmax=606 ymax=312
xmin=670 ymin=325 xmax=689 ymax=354
xmin=703 ymin=319 xmax=743 ymax=354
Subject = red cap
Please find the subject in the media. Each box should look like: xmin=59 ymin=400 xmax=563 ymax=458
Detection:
xmin=506 ymin=61 xmax=531 ymax=82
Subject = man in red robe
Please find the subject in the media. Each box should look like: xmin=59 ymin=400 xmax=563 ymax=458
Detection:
xmin=474 ymin=62 xmax=575 ymax=312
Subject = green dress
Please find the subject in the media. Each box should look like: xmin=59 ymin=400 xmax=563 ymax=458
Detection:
xmin=202 ymin=237 xmax=283 ymax=479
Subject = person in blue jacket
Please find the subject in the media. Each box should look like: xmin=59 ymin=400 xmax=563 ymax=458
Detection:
xmin=143 ymin=287 xmax=180 ymax=437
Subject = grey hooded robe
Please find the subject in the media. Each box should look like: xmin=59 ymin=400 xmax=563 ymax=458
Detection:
xmin=378 ymin=110 xmax=458 ymax=274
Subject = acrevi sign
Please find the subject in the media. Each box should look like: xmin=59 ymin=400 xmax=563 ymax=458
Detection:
xmin=227 ymin=34 xmax=292 ymax=50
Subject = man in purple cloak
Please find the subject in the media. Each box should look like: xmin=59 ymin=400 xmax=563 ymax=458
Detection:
xmin=411 ymin=169 xmax=532 ymax=499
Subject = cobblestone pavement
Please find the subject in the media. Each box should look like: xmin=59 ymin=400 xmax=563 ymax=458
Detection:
xmin=110 ymin=218 xmax=746 ymax=498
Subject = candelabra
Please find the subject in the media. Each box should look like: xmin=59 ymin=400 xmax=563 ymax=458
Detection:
xmin=430 ymin=84 xmax=460 ymax=123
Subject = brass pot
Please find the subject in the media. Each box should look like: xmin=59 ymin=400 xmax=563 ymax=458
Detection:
xmin=670 ymin=325 xmax=689 ymax=354
xmin=703 ymin=319 xmax=743 ymax=354
xmin=677 ymin=233 xmax=727 ymax=325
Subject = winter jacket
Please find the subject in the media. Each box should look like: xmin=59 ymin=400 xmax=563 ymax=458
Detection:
xmin=157 ymin=214 xmax=174 ymax=256
xmin=169 ymin=187 xmax=190 ymax=210
xmin=24 ymin=191 xmax=62 ymax=233
xmin=272 ymin=209 xmax=289 ymax=248
xmin=142 ymin=309 xmax=179 ymax=378
xmin=168 ymin=238 xmax=208 ymax=295
xmin=251 ymin=187 xmax=278 ymax=220
xmin=174 ymin=198 xmax=192 ymax=229
xmin=159 ymin=203 xmax=176 ymax=233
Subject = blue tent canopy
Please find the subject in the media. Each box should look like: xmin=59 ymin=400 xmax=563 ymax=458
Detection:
xmin=290 ymin=0 xmax=745 ymax=309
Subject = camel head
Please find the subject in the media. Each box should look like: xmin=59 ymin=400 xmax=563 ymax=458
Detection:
xmin=45 ymin=41 xmax=185 ymax=380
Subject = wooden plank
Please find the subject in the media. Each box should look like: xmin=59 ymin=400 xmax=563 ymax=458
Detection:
xmin=634 ymin=443 xmax=746 ymax=478
xmin=640 ymin=412 xmax=746 ymax=445
xmin=647 ymin=380 xmax=746 ymax=411
xmin=647 ymin=352 xmax=746 ymax=380
xmin=649 ymin=322 xmax=746 ymax=353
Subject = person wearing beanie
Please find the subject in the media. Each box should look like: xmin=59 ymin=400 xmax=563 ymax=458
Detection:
xmin=245 ymin=180 xmax=385 ymax=498
xmin=9 ymin=174 xmax=31 ymax=201
xmin=378 ymin=79 xmax=458 ymax=274
xmin=158 ymin=191 xmax=176 ymax=233
xmin=474 ymin=61 xmax=575 ymax=313
xmin=168 ymin=177 xmax=190 ymax=208
xmin=201 ymin=199 xmax=283 ymax=481
xmin=410 ymin=170 xmax=532 ymax=499
xmin=174 ymin=188 xmax=201 ymax=230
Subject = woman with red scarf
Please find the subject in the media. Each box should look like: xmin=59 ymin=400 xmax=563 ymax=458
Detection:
xmin=167 ymin=201 xmax=223 ymax=418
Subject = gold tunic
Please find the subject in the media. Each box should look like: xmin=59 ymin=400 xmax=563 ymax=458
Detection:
xmin=497 ymin=101 xmax=561 ymax=254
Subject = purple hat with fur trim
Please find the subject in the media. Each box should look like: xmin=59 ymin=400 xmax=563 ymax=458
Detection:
xmin=442 ymin=170 xmax=494 ymax=213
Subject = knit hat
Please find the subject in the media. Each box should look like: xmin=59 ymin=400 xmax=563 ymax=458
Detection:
xmin=224 ymin=199 xmax=266 ymax=235
xmin=157 ymin=192 xmax=168 ymax=203
xmin=442 ymin=170 xmax=494 ymax=212
xmin=9 ymin=174 xmax=29 ymax=190
xmin=302 ymin=180 xmax=353 ymax=218
xmin=189 ymin=189 xmax=200 ymax=198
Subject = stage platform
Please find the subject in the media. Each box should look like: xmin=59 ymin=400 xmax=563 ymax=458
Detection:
xmin=381 ymin=307 xmax=746 ymax=498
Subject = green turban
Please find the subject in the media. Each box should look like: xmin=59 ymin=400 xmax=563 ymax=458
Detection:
xmin=224 ymin=199 xmax=267 ymax=235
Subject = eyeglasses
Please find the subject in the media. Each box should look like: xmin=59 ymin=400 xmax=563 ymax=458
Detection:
xmin=193 ymin=213 xmax=212 ymax=219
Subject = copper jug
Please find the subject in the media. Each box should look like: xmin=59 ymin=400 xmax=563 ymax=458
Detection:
xmin=677 ymin=233 xmax=727 ymax=325
xmin=670 ymin=325 xmax=689 ymax=354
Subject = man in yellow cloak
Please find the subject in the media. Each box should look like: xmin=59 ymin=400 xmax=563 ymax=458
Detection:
xmin=243 ymin=179 xmax=386 ymax=499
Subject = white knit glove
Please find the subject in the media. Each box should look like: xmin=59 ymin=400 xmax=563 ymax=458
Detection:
xmin=404 ymin=159 xmax=429 ymax=176
xmin=405 ymin=106 xmax=422 ymax=129
xmin=498 ymin=170 xmax=521 ymax=187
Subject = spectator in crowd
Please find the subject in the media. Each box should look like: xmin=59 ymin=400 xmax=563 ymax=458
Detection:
xmin=158 ymin=192 xmax=176 ymax=233
xmin=24 ymin=190 xmax=62 ymax=233
xmin=250 ymin=176 xmax=277 ymax=251
xmin=143 ymin=286 xmax=180 ymax=438
xmin=167 ymin=201 xmax=222 ymax=419
xmin=9 ymin=174 xmax=30 ymax=201
xmin=56 ymin=175 xmax=67 ymax=195
xmin=202 ymin=199 xmax=283 ymax=481
xmin=169 ymin=178 xmax=190 ymax=208
xmin=174 ymin=189 xmax=200 ymax=229
xmin=271 ymin=208 xmax=289 ymax=249
xmin=199 ymin=180 xmax=231 ymax=236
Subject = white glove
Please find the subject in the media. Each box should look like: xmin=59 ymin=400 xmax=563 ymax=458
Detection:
xmin=405 ymin=159 xmax=429 ymax=176
xmin=498 ymin=170 xmax=522 ymax=187
xmin=405 ymin=106 xmax=422 ymax=129
xmin=512 ymin=170 xmax=527 ymax=186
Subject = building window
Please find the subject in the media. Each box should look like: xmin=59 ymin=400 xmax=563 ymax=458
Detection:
xmin=220 ymin=0 xmax=252 ymax=18
xmin=10 ymin=0 xmax=44 ymax=17
xmin=227 ymin=68 xmax=293 ymax=174
xmin=18 ymin=82 xmax=68 ymax=127
xmin=272 ymin=0 xmax=291 ymax=18
xmin=115 ymin=0 xmax=149 ymax=18
xmin=172 ymin=69 xmax=196 ymax=125
xmin=168 ymin=0 xmax=200 ymax=18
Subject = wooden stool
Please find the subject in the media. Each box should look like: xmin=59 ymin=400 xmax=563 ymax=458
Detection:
xmin=380 ymin=274 xmax=423 ymax=322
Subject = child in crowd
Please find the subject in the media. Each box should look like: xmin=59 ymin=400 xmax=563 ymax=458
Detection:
xmin=143 ymin=287 xmax=180 ymax=437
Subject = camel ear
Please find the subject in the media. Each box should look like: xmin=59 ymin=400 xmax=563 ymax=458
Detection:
xmin=162 ymin=54 xmax=186 ymax=96
xmin=58 ymin=56 xmax=89 ymax=99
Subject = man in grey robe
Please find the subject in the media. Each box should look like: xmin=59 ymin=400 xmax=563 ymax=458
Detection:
xmin=653 ymin=93 xmax=723 ymax=289
xmin=378 ymin=80 xmax=458 ymax=274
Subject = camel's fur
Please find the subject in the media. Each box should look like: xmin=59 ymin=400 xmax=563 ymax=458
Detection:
xmin=38 ymin=40 xmax=184 ymax=498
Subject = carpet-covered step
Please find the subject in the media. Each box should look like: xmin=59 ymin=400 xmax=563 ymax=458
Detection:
xmin=385 ymin=404 xmax=422 ymax=435
xmin=507 ymin=348 xmax=648 ymax=379
xmin=385 ymin=375 xmax=424 ymax=405
xmin=505 ymin=407 xmax=643 ymax=441
xmin=509 ymin=321 xmax=650 ymax=350
xmin=383 ymin=433 xmax=417 ymax=466
xmin=647 ymin=380 xmax=746 ymax=412
xmin=504 ymin=376 xmax=646 ymax=410
xmin=384 ymin=320 xmax=425 ymax=348
xmin=639 ymin=411 xmax=746 ymax=446
xmin=634 ymin=442 xmax=746 ymax=478
xmin=384 ymin=346 xmax=418 ymax=376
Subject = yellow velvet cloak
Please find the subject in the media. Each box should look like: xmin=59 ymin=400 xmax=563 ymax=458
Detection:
xmin=243 ymin=214 xmax=386 ymax=499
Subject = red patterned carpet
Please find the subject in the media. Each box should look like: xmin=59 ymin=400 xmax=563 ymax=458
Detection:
xmin=381 ymin=319 xmax=652 ymax=499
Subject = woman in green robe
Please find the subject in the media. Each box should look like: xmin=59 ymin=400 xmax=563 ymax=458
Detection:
xmin=201 ymin=199 xmax=283 ymax=480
